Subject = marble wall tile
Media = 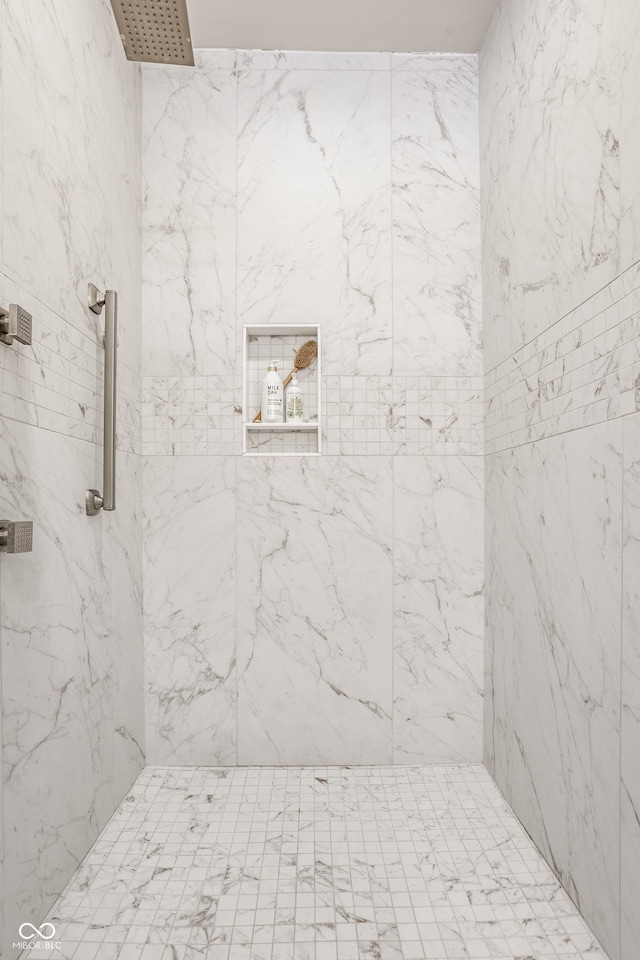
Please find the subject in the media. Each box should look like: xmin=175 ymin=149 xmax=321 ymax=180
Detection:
xmin=483 ymin=450 xmax=515 ymax=797
xmin=482 ymin=0 xmax=621 ymax=370
xmin=515 ymin=0 xmax=619 ymax=346
xmin=237 ymin=51 xmax=390 ymax=71
xmin=236 ymin=457 xmax=393 ymax=765
xmin=0 ymin=421 xmax=115 ymax=955
xmin=109 ymin=60 xmax=142 ymax=375
xmin=0 ymin=0 xmax=3 ymax=276
xmin=393 ymin=457 xmax=483 ymax=762
xmin=479 ymin=6 xmax=514 ymax=372
xmin=0 ymin=5 xmax=4 ymax=944
xmin=107 ymin=451 xmax=145 ymax=801
xmin=392 ymin=57 xmax=482 ymax=376
xmin=622 ymin=412 xmax=640 ymax=960
xmin=142 ymin=53 xmax=237 ymax=377
xmin=237 ymin=68 xmax=392 ymax=375
xmin=621 ymin=0 xmax=640 ymax=272
xmin=143 ymin=456 xmax=237 ymax=765
xmin=1 ymin=0 xmax=141 ymax=337
xmin=488 ymin=424 xmax=623 ymax=958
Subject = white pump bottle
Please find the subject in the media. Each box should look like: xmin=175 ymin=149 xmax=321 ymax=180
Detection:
xmin=261 ymin=362 xmax=284 ymax=423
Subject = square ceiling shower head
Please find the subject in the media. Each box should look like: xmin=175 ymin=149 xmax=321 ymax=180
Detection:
xmin=110 ymin=0 xmax=195 ymax=65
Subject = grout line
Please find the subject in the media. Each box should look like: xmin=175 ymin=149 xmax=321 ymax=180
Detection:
xmin=390 ymin=57 xmax=395 ymax=382
xmin=234 ymin=54 xmax=240 ymax=767
xmin=391 ymin=455 xmax=395 ymax=764
xmin=619 ymin=416 xmax=625 ymax=960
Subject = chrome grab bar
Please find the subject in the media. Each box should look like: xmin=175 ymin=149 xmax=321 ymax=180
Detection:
xmin=86 ymin=283 xmax=117 ymax=516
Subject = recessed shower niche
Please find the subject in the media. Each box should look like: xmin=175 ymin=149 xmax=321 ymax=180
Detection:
xmin=242 ymin=324 xmax=321 ymax=455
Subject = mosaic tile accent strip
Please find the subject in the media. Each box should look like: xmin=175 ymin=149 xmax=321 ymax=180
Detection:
xmin=485 ymin=261 xmax=640 ymax=454
xmin=142 ymin=376 xmax=483 ymax=456
xmin=38 ymin=764 xmax=610 ymax=960
xmin=323 ymin=377 xmax=482 ymax=457
xmin=0 ymin=277 xmax=141 ymax=455
xmin=142 ymin=376 xmax=244 ymax=456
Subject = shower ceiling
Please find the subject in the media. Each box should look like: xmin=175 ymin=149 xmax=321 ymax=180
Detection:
xmin=186 ymin=0 xmax=499 ymax=54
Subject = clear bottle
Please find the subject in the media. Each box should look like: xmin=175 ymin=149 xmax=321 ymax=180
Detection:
xmin=285 ymin=372 xmax=304 ymax=423
xmin=261 ymin=362 xmax=283 ymax=423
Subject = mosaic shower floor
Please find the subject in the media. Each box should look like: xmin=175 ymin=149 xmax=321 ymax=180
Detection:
xmin=38 ymin=764 xmax=609 ymax=960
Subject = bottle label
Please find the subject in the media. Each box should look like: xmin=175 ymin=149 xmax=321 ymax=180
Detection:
xmin=262 ymin=371 xmax=283 ymax=422
xmin=287 ymin=395 xmax=304 ymax=420
xmin=266 ymin=384 xmax=282 ymax=416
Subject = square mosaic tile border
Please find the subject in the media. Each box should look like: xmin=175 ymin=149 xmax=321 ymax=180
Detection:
xmin=0 ymin=275 xmax=141 ymax=455
xmin=141 ymin=376 xmax=483 ymax=456
xmin=485 ymin=261 xmax=640 ymax=454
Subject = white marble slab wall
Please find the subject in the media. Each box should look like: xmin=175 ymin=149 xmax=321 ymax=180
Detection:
xmin=393 ymin=457 xmax=484 ymax=762
xmin=392 ymin=56 xmax=481 ymax=376
xmin=143 ymin=456 xmax=236 ymax=765
xmin=236 ymin=56 xmax=392 ymax=374
xmin=621 ymin=0 xmax=640 ymax=272
xmin=622 ymin=414 xmax=640 ymax=960
xmin=481 ymin=0 xmax=621 ymax=373
xmin=236 ymin=457 xmax=394 ymax=764
xmin=480 ymin=0 xmax=640 ymax=957
xmin=0 ymin=0 xmax=4 ymax=945
xmin=493 ymin=425 xmax=622 ymax=951
xmin=142 ymin=52 xmax=484 ymax=768
xmin=0 ymin=0 xmax=144 ymax=951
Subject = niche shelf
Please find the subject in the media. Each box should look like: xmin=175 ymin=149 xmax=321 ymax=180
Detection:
xmin=242 ymin=324 xmax=321 ymax=456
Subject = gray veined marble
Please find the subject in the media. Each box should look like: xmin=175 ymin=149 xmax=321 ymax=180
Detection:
xmin=138 ymin=49 xmax=484 ymax=770
xmin=143 ymin=456 xmax=237 ymax=765
xmin=393 ymin=456 xmax=484 ymax=762
xmin=622 ymin=413 xmax=640 ymax=960
xmin=142 ymin=52 xmax=237 ymax=378
xmin=621 ymin=0 xmax=640 ymax=273
xmin=106 ymin=450 xmax=145 ymax=797
xmin=237 ymin=67 xmax=393 ymax=376
xmin=483 ymin=448 xmax=516 ymax=796
xmin=481 ymin=0 xmax=640 ymax=952
xmin=485 ymin=423 xmax=623 ymax=957
xmin=393 ymin=56 xmax=482 ymax=377
xmin=36 ymin=764 xmax=613 ymax=960
xmin=481 ymin=0 xmax=621 ymax=372
xmin=236 ymin=456 xmax=394 ymax=765
xmin=0 ymin=0 xmax=143 ymax=948
xmin=0 ymin=419 xmax=144 ymax=956
xmin=2 ymin=0 xmax=141 ymax=350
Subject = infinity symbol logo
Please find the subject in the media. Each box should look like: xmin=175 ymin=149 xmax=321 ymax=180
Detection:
xmin=19 ymin=922 xmax=56 ymax=940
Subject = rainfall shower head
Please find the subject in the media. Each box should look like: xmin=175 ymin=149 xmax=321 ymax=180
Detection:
xmin=110 ymin=0 xmax=195 ymax=65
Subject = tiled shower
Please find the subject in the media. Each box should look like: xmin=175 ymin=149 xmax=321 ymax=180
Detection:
xmin=0 ymin=0 xmax=638 ymax=959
